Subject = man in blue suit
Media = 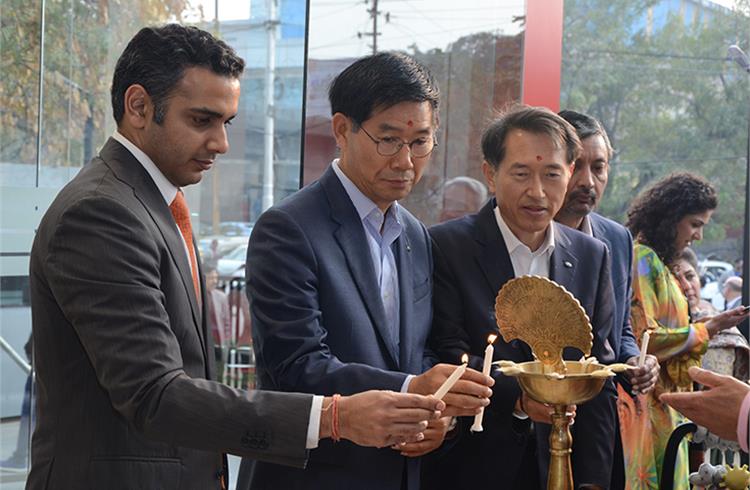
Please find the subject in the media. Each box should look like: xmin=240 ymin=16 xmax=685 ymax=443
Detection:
xmin=238 ymin=52 xmax=493 ymax=490
xmin=555 ymin=109 xmax=660 ymax=489
xmin=426 ymin=106 xmax=618 ymax=489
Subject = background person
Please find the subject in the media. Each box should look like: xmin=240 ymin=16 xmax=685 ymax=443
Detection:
xmin=672 ymin=248 xmax=748 ymax=381
xmin=438 ymin=175 xmax=488 ymax=222
xmin=723 ymin=276 xmax=743 ymax=311
xmin=621 ymin=173 xmax=750 ymax=490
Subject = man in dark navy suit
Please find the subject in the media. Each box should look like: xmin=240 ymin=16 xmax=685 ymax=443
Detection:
xmin=239 ymin=52 xmax=493 ymax=490
xmin=426 ymin=106 xmax=619 ymax=489
xmin=555 ymin=110 xmax=660 ymax=490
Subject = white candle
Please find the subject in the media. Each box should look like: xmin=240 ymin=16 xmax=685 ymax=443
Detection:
xmin=434 ymin=354 xmax=468 ymax=400
xmin=471 ymin=334 xmax=497 ymax=432
xmin=638 ymin=331 xmax=650 ymax=367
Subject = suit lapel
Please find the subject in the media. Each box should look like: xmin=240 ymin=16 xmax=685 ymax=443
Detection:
xmin=396 ymin=229 xmax=413 ymax=371
xmin=549 ymin=225 xmax=577 ymax=288
xmin=322 ymin=168 xmax=400 ymax=368
xmin=474 ymin=201 xmax=515 ymax=296
xmin=100 ymin=139 xmax=208 ymax=367
xmin=473 ymin=201 xmax=532 ymax=358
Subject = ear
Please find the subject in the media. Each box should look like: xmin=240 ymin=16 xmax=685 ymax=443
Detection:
xmin=481 ymin=160 xmax=497 ymax=194
xmin=122 ymin=84 xmax=151 ymax=129
xmin=331 ymin=112 xmax=352 ymax=151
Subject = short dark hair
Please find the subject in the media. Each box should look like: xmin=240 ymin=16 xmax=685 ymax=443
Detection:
xmin=558 ymin=110 xmax=614 ymax=160
xmin=328 ymin=51 xmax=440 ymax=128
xmin=481 ymin=105 xmax=581 ymax=169
xmin=111 ymin=24 xmax=245 ymax=125
xmin=626 ymin=173 xmax=717 ymax=264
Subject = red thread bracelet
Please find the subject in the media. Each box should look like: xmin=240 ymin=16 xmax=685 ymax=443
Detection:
xmin=331 ymin=394 xmax=341 ymax=442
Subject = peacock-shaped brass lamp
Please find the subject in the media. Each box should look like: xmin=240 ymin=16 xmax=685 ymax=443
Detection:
xmin=494 ymin=276 xmax=630 ymax=490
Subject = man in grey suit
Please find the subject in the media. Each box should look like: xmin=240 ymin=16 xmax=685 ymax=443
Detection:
xmin=28 ymin=25 xmax=443 ymax=490
xmin=239 ymin=52 xmax=494 ymax=490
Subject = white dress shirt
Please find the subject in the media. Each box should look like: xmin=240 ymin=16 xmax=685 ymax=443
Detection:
xmin=494 ymin=206 xmax=556 ymax=278
xmin=493 ymin=206 xmax=556 ymax=419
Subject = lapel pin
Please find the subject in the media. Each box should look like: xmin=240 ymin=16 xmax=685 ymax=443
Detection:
xmin=563 ymin=260 xmax=573 ymax=268
xmin=406 ymin=244 xmax=411 ymax=252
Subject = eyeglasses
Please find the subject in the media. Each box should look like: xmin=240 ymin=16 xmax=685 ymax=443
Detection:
xmin=359 ymin=125 xmax=438 ymax=158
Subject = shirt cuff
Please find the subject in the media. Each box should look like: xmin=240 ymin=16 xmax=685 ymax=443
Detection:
xmin=305 ymin=395 xmax=324 ymax=449
xmin=737 ymin=390 xmax=750 ymax=453
xmin=512 ymin=409 xmax=529 ymax=420
xmin=401 ymin=374 xmax=414 ymax=393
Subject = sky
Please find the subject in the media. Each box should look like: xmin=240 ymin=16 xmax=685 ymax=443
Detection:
xmin=190 ymin=0 xmax=526 ymax=59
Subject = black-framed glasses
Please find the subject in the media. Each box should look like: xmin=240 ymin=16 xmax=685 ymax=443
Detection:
xmin=359 ymin=125 xmax=438 ymax=158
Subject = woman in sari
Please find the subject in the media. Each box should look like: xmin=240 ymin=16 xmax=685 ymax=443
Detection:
xmin=618 ymin=173 xmax=749 ymax=489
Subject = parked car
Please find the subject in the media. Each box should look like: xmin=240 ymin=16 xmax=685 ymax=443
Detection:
xmin=698 ymin=259 xmax=734 ymax=283
xmin=216 ymin=244 xmax=248 ymax=281
xmin=698 ymin=259 xmax=734 ymax=310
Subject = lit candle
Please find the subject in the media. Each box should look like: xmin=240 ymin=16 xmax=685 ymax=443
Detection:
xmin=638 ymin=331 xmax=650 ymax=367
xmin=434 ymin=354 xmax=468 ymax=400
xmin=471 ymin=334 xmax=497 ymax=432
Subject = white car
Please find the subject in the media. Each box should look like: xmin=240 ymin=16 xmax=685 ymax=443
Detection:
xmin=698 ymin=260 xmax=734 ymax=310
xmin=216 ymin=244 xmax=248 ymax=281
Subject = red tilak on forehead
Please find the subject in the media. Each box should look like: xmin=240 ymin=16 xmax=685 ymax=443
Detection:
xmin=407 ymin=120 xmax=413 ymax=126
xmin=536 ymin=155 xmax=542 ymax=161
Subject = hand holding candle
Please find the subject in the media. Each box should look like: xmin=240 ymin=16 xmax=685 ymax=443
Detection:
xmin=433 ymin=354 xmax=469 ymax=400
xmin=638 ymin=331 xmax=651 ymax=367
xmin=471 ymin=334 xmax=497 ymax=432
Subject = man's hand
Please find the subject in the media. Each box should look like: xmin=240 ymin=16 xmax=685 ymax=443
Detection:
xmin=660 ymin=366 xmax=750 ymax=441
xmin=517 ymin=392 xmax=575 ymax=424
xmin=322 ymin=391 xmax=444 ymax=448
xmin=393 ymin=416 xmax=453 ymax=457
xmin=624 ymin=354 xmax=659 ymax=394
xmin=408 ymin=364 xmax=494 ymax=417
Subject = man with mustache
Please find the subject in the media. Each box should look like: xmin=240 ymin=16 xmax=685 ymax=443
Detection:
xmin=238 ymin=52 xmax=493 ymax=490
xmin=427 ymin=105 xmax=618 ymax=489
xmin=554 ymin=110 xmax=660 ymax=489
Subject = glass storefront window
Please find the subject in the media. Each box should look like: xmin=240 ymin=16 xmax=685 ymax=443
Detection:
xmin=304 ymin=0 xmax=526 ymax=226
xmin=1 ymin=1 xmax=306 ymax=487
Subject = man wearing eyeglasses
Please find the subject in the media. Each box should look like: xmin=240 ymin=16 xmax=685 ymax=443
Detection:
xmin=238 ymin=52 xmax=494 ymax=490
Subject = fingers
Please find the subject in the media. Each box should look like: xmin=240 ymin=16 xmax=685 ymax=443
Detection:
xmin=450 ymin=379 xmax=493 ymax=398
xmin=394 ymin=392 xmax=446 ymax=413
xmin=388 ymin=408 xmax=442 ymax=423
xmin=659 ymin=391 xmax=701 ymax=413
xmin=459 ymin=367 xmax=495 ymax=387
xmin=687 ymin=366 xmax=727 ymax=388
xmin=387 ymin=420 xmax=430 ymax=439
xmin=441 ymin=392 xmax=489 ymax=417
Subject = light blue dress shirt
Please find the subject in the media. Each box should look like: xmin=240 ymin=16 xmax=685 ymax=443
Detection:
xmin=332 ymin=160 xmax=403 ymax=348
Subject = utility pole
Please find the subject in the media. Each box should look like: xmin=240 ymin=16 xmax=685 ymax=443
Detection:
xmin=358 ymin=0 xmax=387 ymax=55
xmin=262 ymin=0 xmax=279 ymax=212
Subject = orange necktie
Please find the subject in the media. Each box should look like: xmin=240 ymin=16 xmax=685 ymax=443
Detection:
xmin=170 ymin=191 xmax=201 ymax=304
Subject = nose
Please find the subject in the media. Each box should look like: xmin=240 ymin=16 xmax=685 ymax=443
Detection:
xmin=528 ymin=174 xmax=545 ymax=198
xmin=390 ymin=143 xmax=415 ymax=170
xmin=578 ymin=165 xmax=594 ymax=189
xmin=694 ymin=227 xmax=703 ymax=241
xmin=207 ymin=125 xmax=230 ymax=154
xmin=677 ymin=274 xmax=691 ymax=295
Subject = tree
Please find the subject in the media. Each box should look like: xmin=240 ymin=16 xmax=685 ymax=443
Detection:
xmin=561 ymin=0 xmax=750 ymax=258
xmin=1 ymin=0 xmax=193 ymax=169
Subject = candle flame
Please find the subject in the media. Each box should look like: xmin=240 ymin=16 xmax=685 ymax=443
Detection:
xmin=487 ymin=334 xmax=497 ymax=344
xmin=461 ymin=353 xmax=469 ymax=364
